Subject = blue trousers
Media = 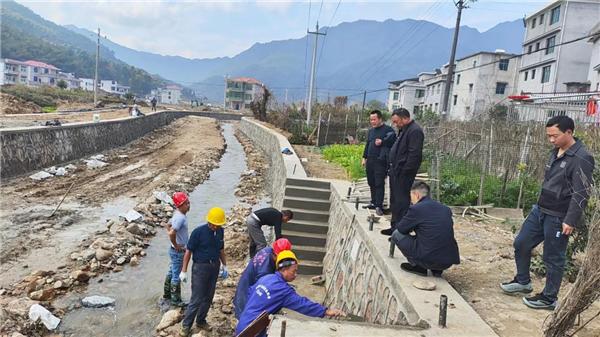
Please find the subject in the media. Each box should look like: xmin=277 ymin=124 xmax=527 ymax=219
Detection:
xmin=514 ymin=205 xmax=569 ymax=301
xmin=182 ymin=261 xmax=220 ymax=327
xmin=166 ymin=247 xmax=184 ymax=284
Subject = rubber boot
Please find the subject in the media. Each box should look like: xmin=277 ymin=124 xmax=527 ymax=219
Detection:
xmin=170 ymin=282 xmax=186 ymax=307
xmin=163 ymin=275 xmax=171 ymax=300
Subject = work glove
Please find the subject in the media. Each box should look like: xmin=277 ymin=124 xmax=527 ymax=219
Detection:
xmin=219 ymin=265 xmax=229 ymax=279
xmin=179 ymin=271 xmax=187 ymax=283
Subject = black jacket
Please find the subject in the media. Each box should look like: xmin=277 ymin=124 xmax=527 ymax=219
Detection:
xmin=362 ymin=124 xmax=396 ymax=162
xmin=254 ymin=208 xmax=284 ymax=238
xmin=388 ymin=120 xmax=424 ymax=176
xmin=538 ymin=139 xmax=595 ymax=227
xmin=396 ymin=197 xmax=460 ymax=267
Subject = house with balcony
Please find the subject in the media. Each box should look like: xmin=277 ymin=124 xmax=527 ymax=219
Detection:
xmin=517 ymin=0 xmax=600 ymax=94
xmin=24 ymin=60 xmax=60 ymax=87
xmin=100 ymin=80 xmax=130 ymax=96
xmin=587 ymin=22 xmax=600 ymax=92
xmin=386 ymin=78 xmax=424 ymax=114
xmin=224 ymin=77 xmax=265 ymax=110
xmin=0 ymin=58 xmax=30 ymax=86
xmin=152 ymin=84 xmax=182 ymax=105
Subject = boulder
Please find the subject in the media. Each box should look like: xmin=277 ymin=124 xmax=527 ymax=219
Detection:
xmin=70 ymin=270 xmax=91 ymax=283
xmin=155 ymin=309 xmax=183 ymax=331
xmin=29 ymin=288 xmax=55 ymax=301
xmin=82 ymin=249 xmax=97 ymax=261
xmin=95 ymin=248 xmax=113 ymax=261
xmin=126 ymin=247 xmax=142 ymax=256
xmin=126 ymin=223 xmax=145 ymax=236
xmin=116 ymin=257 xmax=127 ymax=265
xmin=82 ymin=295 xmax=115 ymax=308
xmin=130 ymin=256 xmax=140 ymax=266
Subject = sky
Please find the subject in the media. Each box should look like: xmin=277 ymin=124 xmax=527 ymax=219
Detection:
xmin=17 ymin=0 xmax=550 ymax=59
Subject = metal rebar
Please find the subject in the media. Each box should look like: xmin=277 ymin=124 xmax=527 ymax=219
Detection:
xmin=293 ymin=164 xmax=297 ymax=175
xmin=280 ymin=319 xmax=287 ymax=337
xmin=368 ymin=215 xmax=374 ymax=231
xmin=439 ymin=294 xmax=448 ymax=328
xmin=355 ymin=196 xmax=359 ymax=210
xmin=347 ymin=186 xmax=352 ymax=198
xmin=388 ymin=239 xmax=395 ymax=258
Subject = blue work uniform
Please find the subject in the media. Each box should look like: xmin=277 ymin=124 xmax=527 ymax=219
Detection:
xmin=235 ymin=272 xmax=327 ymax=337
xmin=233 ymin=246 xmax=276 ymax=318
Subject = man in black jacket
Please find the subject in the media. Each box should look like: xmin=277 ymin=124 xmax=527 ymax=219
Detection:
xmin=362 ymin=110 xmax=396 ymax=216
xmin=500 ymin=116 xmax=595 ymax=310
xmin=391 ymin=181 xmax=460 ymax=276
xmin=382 ymin=108 xmax=424 ymax=236
xmin=246 ymin=207 xmax=294 ymax=258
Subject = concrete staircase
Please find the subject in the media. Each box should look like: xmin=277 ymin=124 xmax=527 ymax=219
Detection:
xmin=282 ymin=178 xmax=331 ymax=275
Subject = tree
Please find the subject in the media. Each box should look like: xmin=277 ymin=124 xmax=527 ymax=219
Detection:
xmin=334 ymin=96 xmax=348 ymax=108
xmin=124 ymin=92 xmax=134 ymax=102
xmin=57 ymin=79 xmax=67 ymax=89
xmin=366 ymin=99 xmax=386 ymax=112
xmin=249 ymin=86 xmax=271 ymax=121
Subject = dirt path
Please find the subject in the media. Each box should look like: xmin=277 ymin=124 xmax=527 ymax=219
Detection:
xmin=0 ymin=108 xmax=154 ymax=129
xmin=294 ymin=145 xmax=348 ymax=180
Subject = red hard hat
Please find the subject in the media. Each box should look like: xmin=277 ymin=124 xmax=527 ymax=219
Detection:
xmin=172 ymin=192 xmax=189 ymax=208
xmin=272 ymin=238 xmax=292 ymax=255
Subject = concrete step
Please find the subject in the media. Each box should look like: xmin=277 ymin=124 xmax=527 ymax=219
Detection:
xmin=282 ymin=230 xmax=327 ymax=247
xmin=293 ymin=244 xmax=326 ymax=261
xmin=287 ymin=220 xmax=329 ymax=235
xmin=283 ymin=197 xmax=331 ymax=212
xmin=284 ymin=185 xmax=331 ymax=200
xmin=297 ymin=260 xmax=323 ymax=275
xmin=286 ymin=208 xmax=329 ymax=223
xmin=286 ymin=178 xmax=331 ymax=190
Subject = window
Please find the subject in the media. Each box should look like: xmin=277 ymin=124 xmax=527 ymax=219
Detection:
xmin=499 ymin=59 xmax=509 ymax=71
xmin=550 ymin=6 xmax=560 ymax=25
xmin=528 ymin=45 xmax=533 ymax=54
xmin=456 ymin=74 xmax=461 ymax=85
xmin=20 ymin=66 xmax=27 ymax=72
xmin=44 ymin=69 xmax=49 ymax=74
xmin=546 ymin=36 xmax=556 ymax=54
xmin=434 ymin=103 xmax=439 ymax=112
xmin=532 ymin=18 xmax=536 ymax=28
xmin=535 ymin=42 xmax=540 ymax=51
xmin=524 ymin=71 xmax=529 ymax=81
xmin=542 ymin=65 xmax=551 ymax=83
xmin=393 ymin=92 xmax=399 ymax=100
xmin=415 ymin=89 xmax=425 ymax=98
xmin=539 ymin=14 xmax=544 ymax=24
xmin=473 ymin=60 xmax=477 ymax=67
xmin=111 ymin=86 xmax=115 ymax=91
xmin=495 ymin=82 xmax=508 ymax=95
xmin=469 ymin=83 xmax=473 ymax=93
xmin=33 ymin=76 xmax=38 ymax=82
xmin=34 ymin=67 xmax=39 ymax=73
xmin=531 ymin=69 xmax=536 ymax=79
xmin=453 ymin=95 xmax=458 ymax=105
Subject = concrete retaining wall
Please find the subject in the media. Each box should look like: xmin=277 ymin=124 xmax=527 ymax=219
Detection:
xmin=237 ymin=118 xmax=306 ymax=208
xmin=0 ymin=110 xmax=243 ymax=179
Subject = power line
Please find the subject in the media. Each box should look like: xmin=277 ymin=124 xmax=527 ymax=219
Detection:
xmin=315 ymin=0 xmax=342 ymax=72
xmin=317 ymin=0 xmax=324 ymax=23
xmin=303 ymin=1 xmax=312 ymax=90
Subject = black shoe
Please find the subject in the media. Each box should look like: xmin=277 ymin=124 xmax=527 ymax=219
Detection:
xmin=380 ymin=228 xmax=394 ymax=236
xmin=376 ymin=207 xmax=384 ymax=216
xmin=431 ymin=269 xmax=443 ymax=277
xmin=362 ymin=204 xmax=376 ymax=209
xmin=401 ymin=263 xmax=428 ymax=277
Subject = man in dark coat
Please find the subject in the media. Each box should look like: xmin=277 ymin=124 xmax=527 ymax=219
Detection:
xmin=382 ymin=108 xmax=424 ymax=236
xmin=391 ymin=181 xmax=460 ymax=277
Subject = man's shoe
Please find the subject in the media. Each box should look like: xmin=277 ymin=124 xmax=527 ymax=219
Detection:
xmin=376 ymin=207 xmax=384 ymax=216
xmin=196 ymin=321 xmax=211 ymax=331
xmin=179 ymin=325 xmax=191 ymax=337
xmin=522 ymin=293 xmax=557 ymax=310
xmin=400 ymin=263 xmax=428 ymax=277
xmin=380 ymin=228 xmax=394 ymax=236
xmin=500 ymin=277 xmax=533 ymax=294
xmin=362 ymin=204 xmax=376 ymax=209
xmin=431 ymin=269 xmax=443 ymax=277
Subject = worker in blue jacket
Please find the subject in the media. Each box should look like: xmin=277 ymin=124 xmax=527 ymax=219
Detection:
xmin=233 ymin=238 xmax=292 ymax=319
xmin=235 ymin=250 xmax=345 ymax=337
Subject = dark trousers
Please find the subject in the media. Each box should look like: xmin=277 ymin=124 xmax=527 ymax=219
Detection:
xmin=366 ymin=159 xmax=387 ymax=208
xmin=513 ymin=205 xmax=568 ymax=301
xmin=392 ymin=230 xmax=450 ymax=271
xmin=182 ymin=261 xmax=220 ymax=327
xmin=389 ymin=172 xmax=416 ymax=225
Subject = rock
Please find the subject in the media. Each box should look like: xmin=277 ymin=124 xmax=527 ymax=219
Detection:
xmin=11 ymin=332 xmax=27 ymax=337
xmin=53 ymin=281 xmax=63 ymax=289
xmin=130 ymin=256 xmax=140 ymax=266
xmin=412 ymin=280 xmax=437 ymax=291
xmin=82 ymin=295 xmax=115 ymax=308
xmin=222 ymin=279 xmax=236 ymax=288
xmin=29 ymin=304 xmax=60 ymax=330
xmin=121 ymin=210 xmax=144 ymax=223
xmin=55 ymin=167 xmax=66 ymax=176
xmin=29 ymin=288 xmax=55 ymax=301
xmin=126 ymin=223 xmax=145 ymax=236
xmin=140 ymin=250 xmax=147 ymax=257
xmin=70 ymin=270 xmax=91 ymax=283
xmin=113 ymin=266 xmax=123 ymax=273
xmin=30 ymin=171 xmax=53 ymax=180
xmin=191 ymin=332 xmax=208 ymax=337
xmin=7 ymin=298 xmax=38 ymax=317
xmin=126 ymin=247 xmax=142 ymax=256
xmin=95 ymin=248 xmax=113 ymax=261
xmin=45 ymin=278 xmax=54 ymax=284
xmin=156 ymin=309 xmax=183 ymax=331
xmin=65 ymin=164 xmax=77 ymax=170
xmin=85 ymin=158 xmax=108 ymax=169
xmin=153 ymin=191 xmax=173 ymax=205
xmin=220 ymin=305 xmax=232 ymax=314
xmin=116 ymin=257 xmax=127 ymax=265
xmin=82 ymin=249 xmax=96 ymax=261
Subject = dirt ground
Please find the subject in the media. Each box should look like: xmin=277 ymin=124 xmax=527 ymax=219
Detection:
xmin=293 ymin=145 xmax=348 ymax=180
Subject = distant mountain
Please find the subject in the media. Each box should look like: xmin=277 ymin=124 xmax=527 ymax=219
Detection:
xmin=0 ymin=1 xmax=167 ymax=94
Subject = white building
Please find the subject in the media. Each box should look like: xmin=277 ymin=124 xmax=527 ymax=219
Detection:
xmin=79 ymin=78 xmax=95 ymax=91
xmin=517 ymin=0 xmax=600 ymax=94
xmin=386 ymin=78 xmax=425 ymax=114
xmin=224 ymin=77 xmax=265 ymax=110
xmin=420 ymin=69 xmax=447 ymax=114
xmin=57 ymin=72 xmax=81 ymax=90
xmin=587 ymin=22 xmax=600 ymax=92
xmin=100 ymin=80 xmax=130 ymax=95
xmin=0 ymin=59 xmax=62 ymax=87
xmin=449 ymin=51 xmax=521 ymax=120
xmin=0 ymin=58 xmax=30 ymax=86
xmin=152 ymin=85 xmax=182 ymax=105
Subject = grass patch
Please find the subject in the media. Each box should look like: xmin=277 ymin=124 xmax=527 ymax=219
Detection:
xmin=42 ymin=106 xmax=57 ymax=113
xmin=322 ymin=144 xmax=366 ymax=180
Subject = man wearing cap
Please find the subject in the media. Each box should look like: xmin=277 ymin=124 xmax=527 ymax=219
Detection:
xmin=163 ymin=192 xmax=190 ymax=307
xmin=246 ymin=207 xmax=294 ymax=258
xmin=178 ymin=207 xmax=228 ymax=336
xmin=233 ymin=238 xmax=292 ymax=319
xmin=236 ymin=250 xmax=345 ymax=337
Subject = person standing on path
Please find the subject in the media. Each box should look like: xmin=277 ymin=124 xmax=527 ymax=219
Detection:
xmin=382 ymin=108 xmax=424 ymax=236
xmin=246 ymin=207 xmax=293 ymax=258
xmin=178 ymin=207 xmax=228 ymax=336
xmin=163 ymin=192 xmax=190 ymax=307
xmin=361 ymin=110 xmax=396 ymax=216
xmin=500 ymin=116 xmax=595 ymax=310
xmin=151 ymin=96 xmax=157 ymax=112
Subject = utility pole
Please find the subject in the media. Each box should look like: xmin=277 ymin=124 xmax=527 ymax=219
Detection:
xmin=285 ymin=89 xmax=288 ymax=105
xmin=441 ymin=0 xmax=471 ymax=119
xmin=306 ymin=22 xmax=326 ymax=126
xmin=94 ymin=27 xmax=100 ymax=106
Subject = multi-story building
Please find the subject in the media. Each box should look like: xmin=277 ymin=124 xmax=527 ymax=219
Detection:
xmin=0 ymin=58 xmax=30 ymax=86
xmin=79 ymin=78 xmax=95 ymax=91
xmin=517 ymin=0 xmax=600 ymax=94
xmin=152 ymin=84 xmax=182 ymax=105
xmin=449 ymin=51 xmax=521 ymax=120
xmin=0 ymin=59 xmax=61 ymax=87
xmin=57 ymin=72 xmax=81 ymax=90
xmin=420 ymin=68 xmax=447 ymax=114
xmin=386 ymin=78 xmax=425 ymax=114
xmin=99 ymin=80 xmax=130 ymax=95
xmin=224 ymin=77 xmax=264 ymax=110
xmin=588 ymin=22 xmax=600 ymax=92
xmin=25 ymin=60 xmax=60 ymax=87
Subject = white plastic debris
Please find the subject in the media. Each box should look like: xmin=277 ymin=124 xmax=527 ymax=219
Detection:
xmin=82 ymin=295 xmax=115 ymax=308
xmin=119 ymin=209 xmax=144 ymax=222
xmin=45 ymin=166 xmax=58 ymax=175
xmin=55 ymin=167 xmax=66 ymax=176
xmin=153 ymin=191 xmax=173 ymax=205
xmin=28 ymin=304 xmax=60 ymax=330
xmin=90 ymin=154 xmax=105 ymax=160
xmin=85 ymin=159 xmax=108 ymax=169
xmin=30 ymin=171 xmax=53 ymax=181
xmin=65 ymin=164 xmax=77 ymax=171
xmin=118 ymin=155 xmax=129 ymax=159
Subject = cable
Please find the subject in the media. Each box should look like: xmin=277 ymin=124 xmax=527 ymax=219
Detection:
xmin=317 ymin=0 xmax=324 ymax=23
xmin=315 ymin=0 xmax=342 ymax=73
xmin=303 ymin=1 xmax=312 ymax=90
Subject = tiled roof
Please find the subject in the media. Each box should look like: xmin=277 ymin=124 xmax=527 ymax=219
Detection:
xmin=229 ymin=77 xmax=262 ymax=85
xmin=24 ymin=60 xmax=60 ymax=70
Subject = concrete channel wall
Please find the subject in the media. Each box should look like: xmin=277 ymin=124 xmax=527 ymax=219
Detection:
xmin=237 ymin=118 xmax=307 ymax=208
xmin=0 ymin=110 xmax=242 ymax=179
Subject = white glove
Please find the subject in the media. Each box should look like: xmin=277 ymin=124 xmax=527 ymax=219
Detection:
xmin=179 ymin=271 xmax=187 ymax=283
xmin=220 ymin=265 xmax=229 ymax=279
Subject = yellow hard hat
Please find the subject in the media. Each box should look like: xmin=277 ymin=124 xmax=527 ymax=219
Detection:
xmin=276 ymin=250 xmax=298 ymax=268
xmin=206 ymin=207 xmax=226 ymax=226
